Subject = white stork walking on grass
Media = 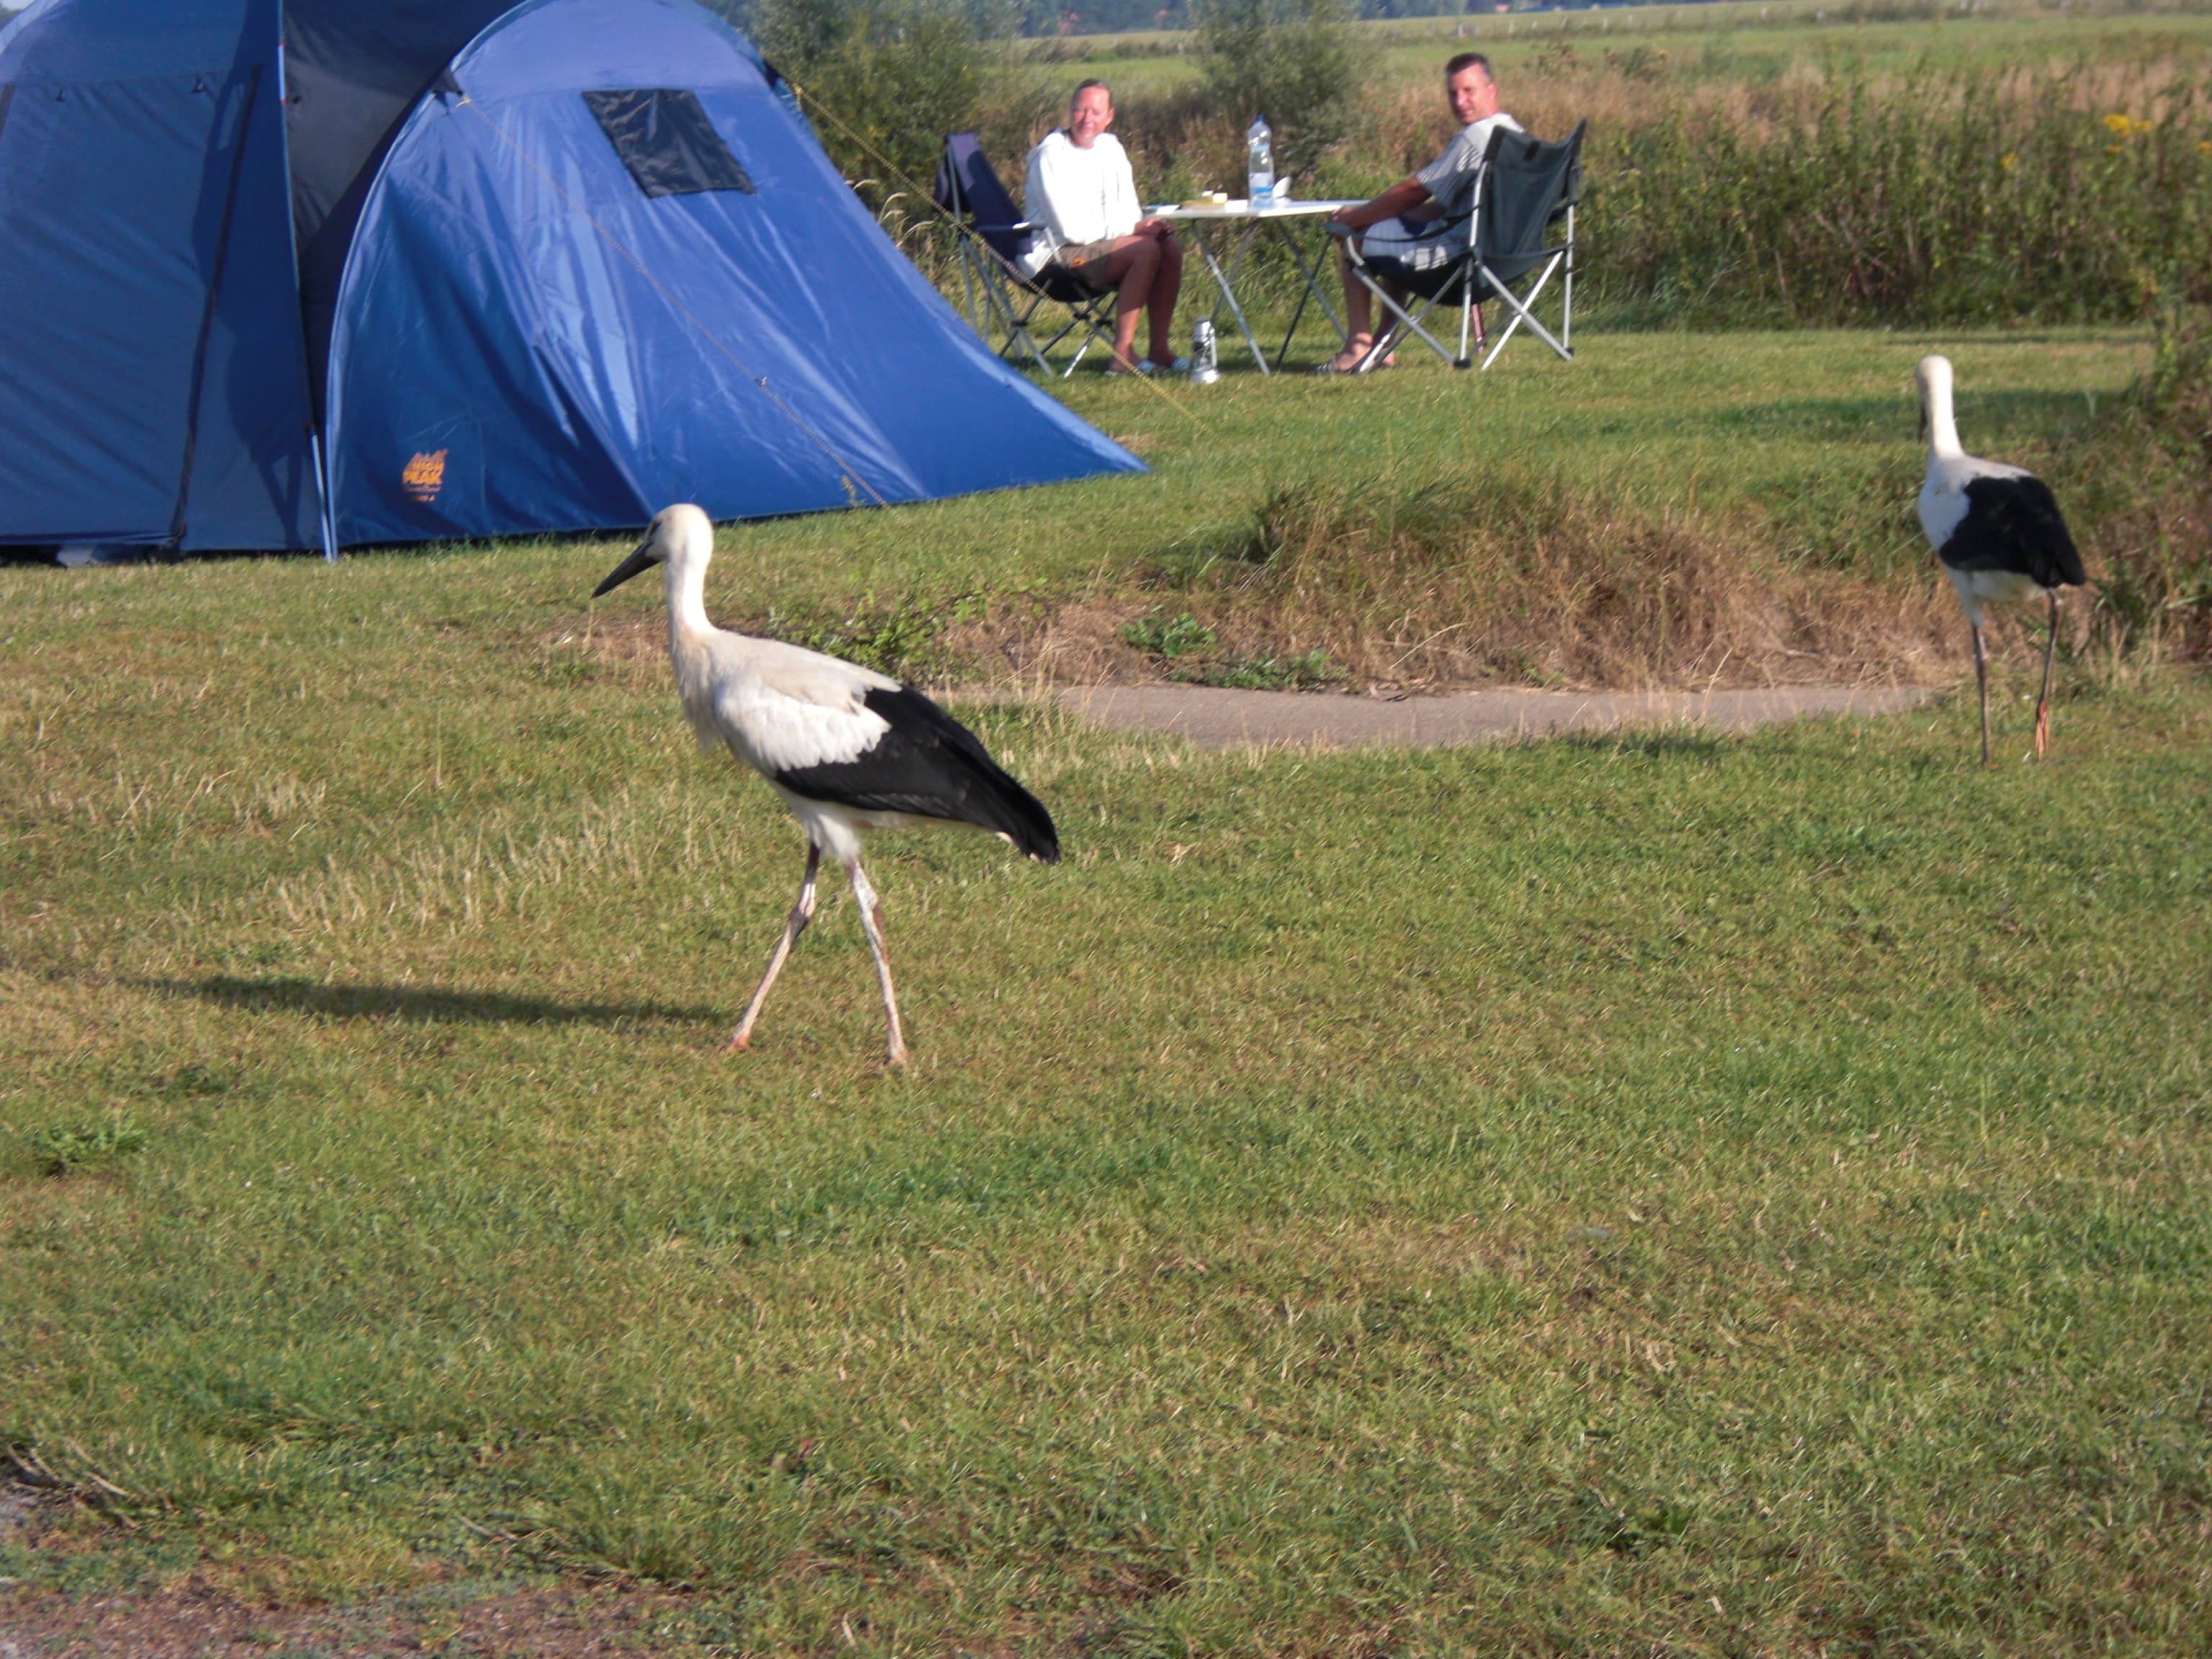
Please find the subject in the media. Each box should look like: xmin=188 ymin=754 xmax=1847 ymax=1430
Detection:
xmin=1914 ymin=354 xmax=2087 ymax=765
xmin=592 ymin=505 xmax=1058 ymax=1066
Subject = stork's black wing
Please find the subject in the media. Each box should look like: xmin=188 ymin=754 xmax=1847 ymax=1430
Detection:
xmin=1942 ymin=474 xmax=2085 ymax=588
xmin=773 ymin=686 xmax=1060 ymax=863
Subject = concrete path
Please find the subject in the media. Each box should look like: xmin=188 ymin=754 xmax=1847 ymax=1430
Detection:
xmin=1054 ymin=683 xmax=1936 ymax=751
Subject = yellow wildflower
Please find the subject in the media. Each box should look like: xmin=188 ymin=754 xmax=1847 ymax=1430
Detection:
xmin=2103 ymin=112 xmax=2132 ymax=136
xmin=2000 ymin=153 xmax=2016 ymax=170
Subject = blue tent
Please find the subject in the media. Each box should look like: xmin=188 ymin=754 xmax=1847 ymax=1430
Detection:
xmin=0 ymin=0 xmax=1140 ymax=552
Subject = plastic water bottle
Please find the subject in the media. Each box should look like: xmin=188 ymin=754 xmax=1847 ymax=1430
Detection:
xmin=1190 ymin=319 xmax=1219 ymax=385
xmin=1246 ymin=116 xmax=1274 ymax=210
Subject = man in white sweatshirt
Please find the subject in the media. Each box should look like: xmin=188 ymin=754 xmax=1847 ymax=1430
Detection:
xmin=1022 ymin=81 xmax=1185 ymax=374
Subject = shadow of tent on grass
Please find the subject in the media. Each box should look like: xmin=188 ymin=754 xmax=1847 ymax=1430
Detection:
xmin=148 ymin=975 xmax=719 ymax=1029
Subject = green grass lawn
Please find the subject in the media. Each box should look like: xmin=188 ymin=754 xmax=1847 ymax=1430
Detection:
xmin=5 ymin=323 xmax=2210 ymax=1653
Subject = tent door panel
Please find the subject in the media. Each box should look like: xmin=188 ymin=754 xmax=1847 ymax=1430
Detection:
xmin=0 ymin=71 xmax=256 ymax=541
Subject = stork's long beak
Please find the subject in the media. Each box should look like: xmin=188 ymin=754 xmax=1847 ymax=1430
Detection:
xmin=592 ymin=541 xmax=655 ymax=598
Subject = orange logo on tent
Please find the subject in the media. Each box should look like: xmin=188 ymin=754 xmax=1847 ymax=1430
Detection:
xmin=402 ymin=449 xmax=448 ymax=503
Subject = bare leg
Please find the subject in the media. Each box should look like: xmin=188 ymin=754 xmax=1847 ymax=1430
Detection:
xmin=1325 ymin=240 xmax=1396 ymax=372
xmin=1097 ymin=235 xmax=1159 ymax=372
xmin=2034 ymin=591 xmax=2059 ymax=757
xmin=1973 ymin=621 xmax=1991 ymax=768
xmin=845 ymin=858 xmax=907 ymax=1067
xmin=1145 ymin=231 xmax=1184 ymax=366
xmin=1336 ymin=238 xmax=1372 ymax=349
xmin=725 ymin=843 xmax=820 ymax=1053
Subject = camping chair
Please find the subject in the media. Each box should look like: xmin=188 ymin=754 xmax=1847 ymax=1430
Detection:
xmin=933 ymin=132 xmax=1118 ymax=378
xmin=1343 ymin=120 xmax=1583 ymax=374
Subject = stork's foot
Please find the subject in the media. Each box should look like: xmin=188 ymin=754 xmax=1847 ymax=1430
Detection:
xmin=882 ymin=1041 xmax=909 ymax=1069
xmin=2033 ymin=698 xmax=2051 ymax=757
xmin=721 ymin=1030 xmax=753 ymax=1055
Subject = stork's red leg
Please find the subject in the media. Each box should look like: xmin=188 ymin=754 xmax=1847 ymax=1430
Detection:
xmin=1973 ymin=622 xmax=1991 ymax=768
xmin=2033 ymin=592 xmax=2059 ymax=757
xmin=846 ymin=857 xmax=907 ymax=1067
xmin=727 ymin=843 xmax=820 ymax=1053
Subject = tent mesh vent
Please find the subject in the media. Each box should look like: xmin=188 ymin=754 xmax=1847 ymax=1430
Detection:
xmin=583 ymin=89 xmax=755 ymax=198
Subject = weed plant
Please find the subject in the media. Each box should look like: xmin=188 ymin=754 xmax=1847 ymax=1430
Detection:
xmin=23 ymin=1117 xmax=147 ymax=1179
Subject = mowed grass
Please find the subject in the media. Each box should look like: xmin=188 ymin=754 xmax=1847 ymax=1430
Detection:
xmin=6 ymin=326 xmax=2212 ymax=1653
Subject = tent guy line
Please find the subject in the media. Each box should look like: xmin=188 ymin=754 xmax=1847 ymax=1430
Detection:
xmin=459 ymin=94 xmax=892 ymax=510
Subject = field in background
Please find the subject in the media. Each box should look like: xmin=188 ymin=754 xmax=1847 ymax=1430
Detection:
xmin=933 ymin=0 xmax=2212 ymax=333
xmin=1043 ymin=0 xmax=2212 ymax=96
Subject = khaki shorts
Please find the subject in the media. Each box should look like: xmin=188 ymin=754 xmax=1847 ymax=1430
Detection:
xmin=1053 ymin=237 xmax=1120 ymax=292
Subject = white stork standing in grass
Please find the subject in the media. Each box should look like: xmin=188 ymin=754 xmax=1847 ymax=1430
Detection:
xmin=1915 ymin=354 xmax=2087 ymax=766
xmin=592 ymin=505 xmax=1059 ymax=1066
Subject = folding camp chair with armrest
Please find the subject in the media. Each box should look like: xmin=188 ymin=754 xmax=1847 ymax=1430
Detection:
xmin=1342 ymin=120 xmax=1583 ymax=374
xmin=934 ymin=133 xmax=1118 ymax=379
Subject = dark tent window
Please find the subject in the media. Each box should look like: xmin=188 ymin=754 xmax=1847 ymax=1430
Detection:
xmin=584 ymin=89 xmax=755 ymax=198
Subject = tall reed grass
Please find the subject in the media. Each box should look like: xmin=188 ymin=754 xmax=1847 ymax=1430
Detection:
xmin=1086 ymin=48 xmax=2212 ymax=328
xmin=1596 ymin=60 xmax=2212 ymax=325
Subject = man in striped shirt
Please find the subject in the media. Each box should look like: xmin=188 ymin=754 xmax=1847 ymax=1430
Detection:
xmin=1319 ymin=54 xmax=1522 ymax=373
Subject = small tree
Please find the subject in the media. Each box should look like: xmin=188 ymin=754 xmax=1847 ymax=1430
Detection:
xmin=1190 ymin=0 xmax=1370 ymax=183
xmin=742 ymin=0 xmax=1027 ymax=207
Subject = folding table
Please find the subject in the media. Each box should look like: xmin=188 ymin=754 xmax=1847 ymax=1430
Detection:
xmin=1145 ymin=197 xmax=1367 ymax=374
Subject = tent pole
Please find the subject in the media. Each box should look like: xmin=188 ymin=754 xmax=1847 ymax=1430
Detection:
xmin=312 ymin=431 xmax=338 ymax=562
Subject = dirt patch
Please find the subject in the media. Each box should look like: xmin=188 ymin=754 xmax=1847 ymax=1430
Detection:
xmin=0 ymin=1580 xmax=695 ymax=1658
xmin=1053 ymin=682 xmax=1938 ymax=751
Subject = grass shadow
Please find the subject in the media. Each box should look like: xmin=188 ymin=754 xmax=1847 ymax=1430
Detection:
xmin=148 ymin=976 xmax=720 ymax=1030
xmin=1547 ymin=727 xmax=1739 ymax=760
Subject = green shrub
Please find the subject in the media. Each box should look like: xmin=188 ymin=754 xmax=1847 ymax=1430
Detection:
xmin=1190 ymin=0 xmax=1373 ymax=181
xmin=742 ymin=0 xmax=1040 ymax=211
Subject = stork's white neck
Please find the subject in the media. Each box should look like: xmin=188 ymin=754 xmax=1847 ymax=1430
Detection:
xmin=662 ymin=548 xmax=714 ymax=638
xmin=1922 ymin=365 xmax=1964 ymax=462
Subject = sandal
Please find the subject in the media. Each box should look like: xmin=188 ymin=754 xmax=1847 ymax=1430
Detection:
xmin=1313 ymin=346 xmax=1394 ymax=374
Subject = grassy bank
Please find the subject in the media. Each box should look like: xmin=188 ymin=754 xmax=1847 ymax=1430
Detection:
xmin=7 ymin=325 xmax=2195 ymax=692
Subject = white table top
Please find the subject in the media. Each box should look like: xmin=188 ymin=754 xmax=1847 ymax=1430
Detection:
xmin=1145 ymin=198 xmax=1365 ymax=220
